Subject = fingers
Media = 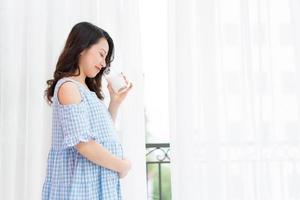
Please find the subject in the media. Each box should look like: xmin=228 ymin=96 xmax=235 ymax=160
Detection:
xmin=121 ymin=72 xmax=129 ymax=85
xmin=119 ymin=82 xmax=133 ymax=94
xmin=119 ymin=171 xmax=128 ymax=179
xmin=119 ymin=73 xmax=133 ymax=94
xmin=120 ymin=72 xmax=133 ymax=90
xmin=107 ymin=82 xmax=114 ymax=93
xmin=107 ymin=73 xmax=133 ymax=96
xmin=128 ymin=82 xmax=133 ymax=89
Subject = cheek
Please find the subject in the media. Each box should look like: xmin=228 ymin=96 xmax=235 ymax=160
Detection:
xmin=96 ymin=53 xmax=103 ymax=63
xmin=79 ymin=51 xmax=100 ymax=73
xmin=89 ymin=52 xmax=100 ymax=63
xmin=84 ymin=53 xmax=97 ymax=66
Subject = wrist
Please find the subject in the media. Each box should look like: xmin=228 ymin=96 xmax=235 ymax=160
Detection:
xmin=109 ymin=100 xmax=121 ymax=107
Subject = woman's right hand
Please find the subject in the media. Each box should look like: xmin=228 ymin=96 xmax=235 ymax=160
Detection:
xmin=119 ymin=158 xmax=132 ymax=179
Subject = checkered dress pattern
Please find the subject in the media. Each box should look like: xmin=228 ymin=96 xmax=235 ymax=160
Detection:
xmin=42 ymin=77 xmax=123 ymax=200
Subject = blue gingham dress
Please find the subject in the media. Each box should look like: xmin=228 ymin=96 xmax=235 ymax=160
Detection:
xmin=42 ymin=77 xmax=123 ymax=200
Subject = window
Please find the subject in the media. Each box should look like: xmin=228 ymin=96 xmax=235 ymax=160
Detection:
xmin=140 ymin=0 xmax=171 ymax=199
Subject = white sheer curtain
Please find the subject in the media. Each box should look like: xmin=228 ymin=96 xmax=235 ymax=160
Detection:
xmin=168 ymin=0 xmax=300 ymax=199
xmin=0 ymin=0 xmax=146 ymax=199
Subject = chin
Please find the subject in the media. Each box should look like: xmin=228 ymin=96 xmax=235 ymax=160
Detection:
xmin=87 ymin=74 xmax=97 ymax=78
xmin=87 ymin=69 xmax=100 ymax=78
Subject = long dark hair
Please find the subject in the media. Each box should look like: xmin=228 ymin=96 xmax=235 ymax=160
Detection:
xmin=45 ymin=22 xmax=114 ymax=104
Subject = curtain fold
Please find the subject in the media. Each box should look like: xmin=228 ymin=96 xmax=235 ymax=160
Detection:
xmin=0 ymin=0 xmax=146 ymax=199
xmin=168 ymin=0 xmax=300 ymax=199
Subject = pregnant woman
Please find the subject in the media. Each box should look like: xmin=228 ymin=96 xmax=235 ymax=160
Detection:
xmin=42 ymin=22 xmax=133 ymax=200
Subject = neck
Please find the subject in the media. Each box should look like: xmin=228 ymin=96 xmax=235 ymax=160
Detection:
xmin=70 ymin=70 xmax=86 ymax=85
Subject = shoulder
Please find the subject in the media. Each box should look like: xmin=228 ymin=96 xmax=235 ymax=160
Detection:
xmin=57 ymin=81 xmax=82 ymax=105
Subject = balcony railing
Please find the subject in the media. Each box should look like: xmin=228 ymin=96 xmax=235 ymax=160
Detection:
xmin=146 ymin=143 xmax=171 ymax=200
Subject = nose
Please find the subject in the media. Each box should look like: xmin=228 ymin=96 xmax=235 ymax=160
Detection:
xmin=96 ymin=62 xmax=106 ymax=69
xmin=101 ymin=59 xmax=106 ymax=68
xmin=97 ymin=60 xmax=106 ymax=68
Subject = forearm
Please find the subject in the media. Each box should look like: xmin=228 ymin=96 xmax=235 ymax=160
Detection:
xmin=108 ymin=101 xmax=120 ymax=123
xmin=76 ymin=140 xmax=124 ymax=172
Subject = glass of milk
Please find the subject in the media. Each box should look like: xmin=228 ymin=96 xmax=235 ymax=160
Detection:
xmin=103 ymin=67 xmax=129 ymax=93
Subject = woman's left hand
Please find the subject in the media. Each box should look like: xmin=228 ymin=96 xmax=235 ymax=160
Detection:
xmin=107 ymin=73 xmax=133 ymax=105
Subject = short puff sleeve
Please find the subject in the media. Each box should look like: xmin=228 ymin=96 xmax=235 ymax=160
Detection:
xmin=58 ymin=102 xmax=96 ymax=149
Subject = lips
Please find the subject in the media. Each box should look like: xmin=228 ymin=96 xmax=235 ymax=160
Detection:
xmin=95 ymin=65 xmax=101 ymax=72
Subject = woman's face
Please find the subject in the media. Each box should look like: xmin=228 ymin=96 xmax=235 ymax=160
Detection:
xmin=78 ymin=37 xmax=109 ymax=78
